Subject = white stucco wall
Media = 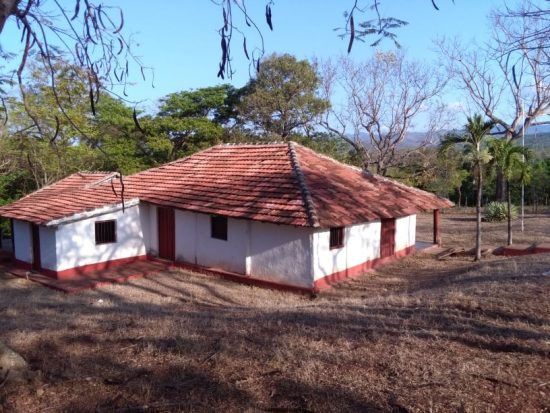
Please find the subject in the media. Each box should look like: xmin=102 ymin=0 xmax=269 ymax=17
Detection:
xmin=248 ymin=221 xmax=314 ymax=288
xmin=173 ymin=209 xmax=247 ymax=274
xmin=54 ymin=204 xmax=146 ymax=271
xmin=13 ymin=219 xmax=32 ymax=263
xmin=139 ymin=203 xmax=156 ymax=255
xmin=312 ymin=221 xmax=382 ymax=281
xmin=395 ymin=215 xmax=416 ymax=252
xmin=39 ymin=226 xmax=57 ymax=270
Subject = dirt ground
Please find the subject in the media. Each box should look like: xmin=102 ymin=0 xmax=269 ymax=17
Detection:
xmin=1 ymin=209 xmax=549 ymax=412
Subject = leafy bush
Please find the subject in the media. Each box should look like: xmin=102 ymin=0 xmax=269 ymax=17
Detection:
xmin=484 ymin=201 xmax=518 ymax=222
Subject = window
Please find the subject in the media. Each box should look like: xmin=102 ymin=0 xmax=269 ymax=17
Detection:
xmin=329 ymin=227 xmax=344 ymax=249
xmin=95 ymin=220 xmax=116 ymax=244
xmin=211 ymin=216 xmax=228 ymax=241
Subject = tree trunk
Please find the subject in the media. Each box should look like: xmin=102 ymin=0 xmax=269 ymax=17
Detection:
xmin=495 ymin=168 xmax=506 ymax=202
xmin=0 ymin=0 xmax=19 ymax=34
xmin=507 ymin=181 xmax=513 ymax=246
xmin=457 ymin=185 xmax=462 ymax=208
xmin=475 ymin=167 xmax=482 ymax=261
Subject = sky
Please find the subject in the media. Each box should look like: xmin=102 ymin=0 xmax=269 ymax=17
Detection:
xmin=2 ymin=0 xmax=505 ymax=124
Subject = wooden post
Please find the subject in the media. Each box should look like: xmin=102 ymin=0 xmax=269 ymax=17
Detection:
xmin=433 ymin=209 xmax=441 ymax=246
xmin=10 ymin=219 xmax=14 ymax=255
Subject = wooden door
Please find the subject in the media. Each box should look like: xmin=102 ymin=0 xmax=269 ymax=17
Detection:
xmin=380 ymin=218 xmax=396 ymax=258
xmin=157 ymin=207 xmax=175 ymax=261
xmin=31 ymin=224 xmax=41 ymax=271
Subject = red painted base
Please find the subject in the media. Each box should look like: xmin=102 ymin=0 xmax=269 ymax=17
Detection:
xmin=12 ymin=244 xmax=417 ymax=293
xmin=13 ymin=255 xmax=148 ymax=280
xmin=313 ymin=245 xmax=416 ymax=291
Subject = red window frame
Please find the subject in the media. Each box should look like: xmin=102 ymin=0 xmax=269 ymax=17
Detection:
xmin=95 ymin=220 xmax=117 ymax=245
xmin=329 ymin=227 xmax=344 ymax=249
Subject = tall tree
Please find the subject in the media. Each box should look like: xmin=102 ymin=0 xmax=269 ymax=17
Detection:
xmin=150 ymin=85 xmax=240 ymax=159
xmin=0 ymin=0 xmax=146 ymax=128
xmin=440 ymin=115 xmax=494 ymax=261
xmin=213 ymin=0 xmax=451 ymax=79
xmin=238 ymin=54 xmax=329 ymax=140
xmin=320 ymin=52 xmax=447 ymax=175
xmin=438 ymin=0 xmax=550 ymax=200
xmin=487 ymin=138 xmax=531 ymax=246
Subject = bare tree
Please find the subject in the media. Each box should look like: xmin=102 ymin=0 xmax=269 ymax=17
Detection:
xmin=438 ymin=0 xmax=550 ymax=199
xmin=0 ymin=0 xmax=148 ymax=132
xmin=495 ymin=0 xmax=550 ymax=55
xmin=319 ymin=52 xmax=447 ymax=176
xmin=213 ymin=0 xmax=452 ymax=80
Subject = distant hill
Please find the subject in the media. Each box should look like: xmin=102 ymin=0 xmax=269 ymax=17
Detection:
xmin=356 ymin=128 xmax=550 ymax=153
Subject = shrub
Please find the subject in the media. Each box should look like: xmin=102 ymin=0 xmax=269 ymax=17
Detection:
xmin=484 ymin=201 xmax=518 ymax=222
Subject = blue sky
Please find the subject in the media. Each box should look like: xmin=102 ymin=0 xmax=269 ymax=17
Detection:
xmin=2 ymin=0 xmax=503 ymax=117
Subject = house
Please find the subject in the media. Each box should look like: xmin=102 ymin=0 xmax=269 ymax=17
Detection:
xmin=0 ymin=142 xmax=452 ymax=292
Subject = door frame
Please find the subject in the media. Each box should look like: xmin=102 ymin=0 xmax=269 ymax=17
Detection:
xmin=31 ymin=224 xmax=41 ymax=271
xmin=157 ymin=207 xmax=175 ymax=261
xmin=380 ymin=218 xmax=396 ymax=258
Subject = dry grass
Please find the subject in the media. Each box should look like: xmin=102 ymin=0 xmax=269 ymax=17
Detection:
xmin=1 ymin=210 xmax=550 ymax=412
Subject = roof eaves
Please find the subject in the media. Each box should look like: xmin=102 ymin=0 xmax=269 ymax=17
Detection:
xmin=288 ymin=141 xmax=319 ymax=227
xmin=44 ymin=198 xmax=140 ymax=227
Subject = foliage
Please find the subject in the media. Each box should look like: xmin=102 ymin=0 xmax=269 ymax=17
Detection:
xmin=0 ymin=0 xmax=147 ymax=129
xmin=239 ymin=54 xmax=329 ymax=139
xmin=440 ymin=114 xmax=494 ymax=260
xmin=484 ymin=201 xmax=518 ymax=222
xmin=426 ymin=146 xmax=469 ymax=202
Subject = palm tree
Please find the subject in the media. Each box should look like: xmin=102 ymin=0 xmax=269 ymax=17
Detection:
xmin=440 ymin=114 xmax=494 ymax=261
xmin=488 ymin=138 xmax=531 ymax=245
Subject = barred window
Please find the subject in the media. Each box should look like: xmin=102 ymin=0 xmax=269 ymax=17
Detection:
xmin=95 ymin=220 xmax=116 ymax=244
xmin=211 ymin=216 xmax=228 ymax=241
xmin=329 ymin=227 xmax=344 ymax=249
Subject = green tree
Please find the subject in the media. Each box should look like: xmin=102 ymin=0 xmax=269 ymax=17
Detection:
xmin=429 ymin=146 xmax=469 ymax=205
xmin=152 ymin=85 xmax=240 ymax=159
xmin=4 ymin=57 xmax=103 ymax=188
xmin=487 ymin=138 xmax=531 ymax=245
xmin=89 ymin=95 xmax=170 ymax=174
xmin=239 ymin=54 xmax=329 ymax=140
xmin=440 ymin=114 xmax=494 ymax=260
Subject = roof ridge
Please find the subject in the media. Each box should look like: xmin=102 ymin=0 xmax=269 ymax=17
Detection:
xmin=127 ymin=145 xmax=221 ymax=179
xmin=293 ymin=142 xmax=451 ymax=203
xmin=84 ymin=172 xmax=120 ymax=189
xmin=287 ymin=142 xmax=319 ymax=228
xmin=291 ymin=142 xmax=365 ymax=173
xmin=11 ymin=172 xmax=103 ymax=203
xmin=220 ymin=141 xmax=287 ymax=146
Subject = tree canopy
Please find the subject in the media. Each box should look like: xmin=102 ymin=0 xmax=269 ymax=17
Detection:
xmin=238 ymin=54 xmax=329 ymax=140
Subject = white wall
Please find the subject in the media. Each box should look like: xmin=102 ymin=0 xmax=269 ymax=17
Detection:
xmin=54 ymin=204 xmax=146 ymax=271
xmin=39 ymin=226 xmax=57 ymax=270
xmin=139 ymin=203 xmax=157 ymax=255
xmin=312 ymin=221 xmax=381 ymax=281
xmin=248 ymin=221 xmax=314 ymax=288
xmin=173 ymin=209 xmax=247 ymax=274
xmin=395 ymin=215 xmax=416 ymax=252
xmin=13 ymin=219 xmax=32 ymax=263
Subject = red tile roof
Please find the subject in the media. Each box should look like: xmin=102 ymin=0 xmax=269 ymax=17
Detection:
xmin=0 ymin=172 xmax=127 ymax=225
xmin=0 ymin=143 xmax=453 ymax=227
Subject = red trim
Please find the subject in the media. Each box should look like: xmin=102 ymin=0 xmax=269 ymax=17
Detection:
xmin=313 ymin=245 xmax=416 ymax=291
xmin=534 ymin=244 xmax=550 ymax=254
xmin=501 ymin=244 xmax=550 ymax=256
xmin=34 ymin=255 xmax=148 ymax=279
xmin=11 ymin=244 xmax=417 ymax=292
